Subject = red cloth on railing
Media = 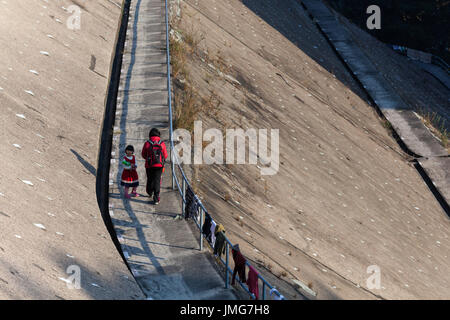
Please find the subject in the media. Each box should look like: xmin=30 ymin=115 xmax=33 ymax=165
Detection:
xmin=231 ymin=248 xmax=246 ymax=285
xmin=247 ymin=265 xmax=259 ymax=300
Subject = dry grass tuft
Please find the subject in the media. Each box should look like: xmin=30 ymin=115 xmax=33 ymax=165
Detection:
xmin=170 ymin=20 xmax=222 ymax=133
xmin=416 ymin=109 xmax=449 ymax=148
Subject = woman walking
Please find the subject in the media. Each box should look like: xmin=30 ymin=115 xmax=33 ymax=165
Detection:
xmin=141 ymin=128 xmax=168 ymax=204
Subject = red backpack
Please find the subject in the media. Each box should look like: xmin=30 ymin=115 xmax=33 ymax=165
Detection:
xmin=147 ymin=139 xmax=165 ymax=167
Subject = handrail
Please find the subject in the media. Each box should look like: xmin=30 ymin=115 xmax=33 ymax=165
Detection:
xmin=164 ymin=0 xmax=284 ymax=300
xmin=432 ymin=56 xmax=450 ymax=74
xmin=390 ymin=44 xmax=450 ymax=74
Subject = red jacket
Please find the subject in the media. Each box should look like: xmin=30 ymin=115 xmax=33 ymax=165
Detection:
xmin=231 ymin=249 xmax=247 ymax=285
xmin=247 ymin=265 xmax=259 ymax=300
xmin=141 ymin=136 xmax=168 ymax=168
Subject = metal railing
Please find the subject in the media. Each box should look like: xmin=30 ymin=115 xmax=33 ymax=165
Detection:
xmin=432 ymin=55 xmax=450 ymax=74
xmin=390 ymin=44 xmax=450 ymax=74
xmin=164 ymin=0 xmax=284 ymax=300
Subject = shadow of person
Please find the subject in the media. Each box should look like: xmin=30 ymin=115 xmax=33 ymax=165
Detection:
xmin=71 ymin=149 xmax=97 ymax=176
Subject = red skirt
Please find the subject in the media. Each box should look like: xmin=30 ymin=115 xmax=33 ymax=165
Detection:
xmin=121 ymin=169 xmax=139 ymax=187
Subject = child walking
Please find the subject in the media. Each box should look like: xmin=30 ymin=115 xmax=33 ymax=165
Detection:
xmin=121 ymin=145 xmax=139 ymax=199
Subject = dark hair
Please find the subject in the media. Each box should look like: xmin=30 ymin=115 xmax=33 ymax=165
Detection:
xmin=149 ymin=128 xmax=161 ymax=138
xmin=125 ymin=145 xmax=134 ymax=153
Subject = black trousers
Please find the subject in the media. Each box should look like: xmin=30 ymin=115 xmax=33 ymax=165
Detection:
xmin=146 ymin=167 xmax=163 ymax=198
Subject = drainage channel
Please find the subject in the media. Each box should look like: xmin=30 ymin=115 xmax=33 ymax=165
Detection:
xmin=300 ymin=0 xmax=450 ymax=218
xmin=96 ymin=0 xmax=132 ymax=270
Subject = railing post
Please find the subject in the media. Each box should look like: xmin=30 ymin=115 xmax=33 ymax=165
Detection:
xmin=165 ymin=0 xmax=175 ymax=192
xmin=171 ymin=153 xmax=176 ymax=190
xmin=225 ymin=242 xmax=229 ymax=289
xmin=181 ymin=178 xmax=186 ymax=214
xmin=199 ymin=207 xmax=204 ymax=251
xmin=262 ymin=282 xmax=266 ymax=300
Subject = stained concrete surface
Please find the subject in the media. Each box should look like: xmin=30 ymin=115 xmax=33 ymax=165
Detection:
xmin=0 ymin=0 xmax=145 ymax=300
xmin=172 ymin=0 xmax=450 ymax=299
xmin=301 ymin=0 xmax=448 ymax=159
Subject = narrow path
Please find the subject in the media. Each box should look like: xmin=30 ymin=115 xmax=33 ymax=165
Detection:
xmin=301 ymin=0 xmax=447 ymax=158
xmin=413 ymin=61 xmax=450 ymax=91
xmin=301 ymin=0 xmax=450 ymax=215
xmin=107 ymin=0 xmax=237 ymax=300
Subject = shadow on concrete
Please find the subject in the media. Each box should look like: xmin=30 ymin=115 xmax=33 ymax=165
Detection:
xmin=0 ymin=249 xmax=142 ymax=300
xmin=48 ymin=250 xmax=142 ymax=300
xmin=71 ymin=149 xmax=97 ymax=176
xmin=241 ymin=0 xmax=371 ymax=103
xmin=110 ymin=204 xmax=178 ymax=218
xmin=114 ymin=0 xmax=167 ymax=278
xmin=144 ymin=240 xmax=197 ymax=251
xmin=0 ymin=259 xmax=58 ymax=300
xmin=414 ymin=162 xmax=450 ymax=218
xmin=111 ymin=217 xmax=151 ymax=229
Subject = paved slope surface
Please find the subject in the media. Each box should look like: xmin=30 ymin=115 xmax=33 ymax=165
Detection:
xmin=302 ymin=0 xmax=448 ymax=159
xmin=336 ymin=12 xmax=450 ymax=130
xmin=172 ymin=0 xmax=450 ymax=299
xmin=0 ymin=0 xmax=144 ymax=299
xmin=301 ymin=0 xmax=450 ymax=229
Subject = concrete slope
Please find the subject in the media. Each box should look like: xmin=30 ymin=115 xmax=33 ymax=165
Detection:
xmin=337 ymin=15 xmax=450 ymax=131
xmin=413 ymin=62 xmax=450 ymax=91
xmin=0 ymin=0 xmax=143 ymax=299
xmin=171 ymin=0 xmax=450 ymax=299
xmin=301 ymin=0 xmax=448 ymax=159
xmin=301 ymin=0 xmax=450 ymax=218
xmin=108 ymin=0 xmax=237 ymax=300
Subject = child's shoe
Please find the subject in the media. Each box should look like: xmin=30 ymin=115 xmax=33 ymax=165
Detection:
xmin=131 ymin=192 xmax=139 ymax=197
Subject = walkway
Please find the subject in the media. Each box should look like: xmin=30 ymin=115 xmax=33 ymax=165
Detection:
xmin=413 ymin=61 xmax=450 ymax=90
xmin=107 ymin=0 xmax=237 ymax=300
xmin=302 ymin=0 xmax=447 ymax=158
xmin=301 ymin=0 xmax=450 ymax=213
